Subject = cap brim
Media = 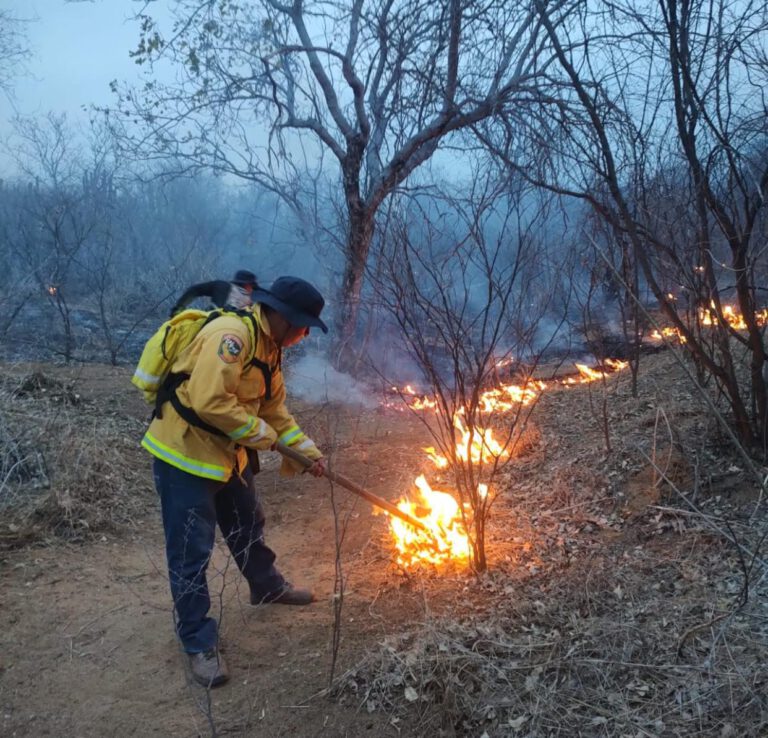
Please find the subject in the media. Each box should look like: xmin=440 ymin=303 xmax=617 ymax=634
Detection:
xmin=255 ymin=291 xmax=328 ymax=333
xmin=306 ymin=315 xmax=329 ymax=333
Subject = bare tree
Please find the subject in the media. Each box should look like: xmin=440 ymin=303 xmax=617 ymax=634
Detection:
xmin=4 ymin=114 xmax=98 ymax=361
xmin=75 ymin=131 xmax=243 ymax=363
xmin=482 ymin=0 xmax=768 ymax=450
xmin=0 ymin=10 xmax=31 ymax=98
xmin=372 ymin=169 xmax=560 ymax=571
xmin=581 ymin=210 xmax=645 ymax=397
xmin=110 ymin=0 xmax=568 ymax=367
xmin=0 ymin=110 xmax=293 ymax=364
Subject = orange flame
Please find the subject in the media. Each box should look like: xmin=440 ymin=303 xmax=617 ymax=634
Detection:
xmin=411 ymin=395 xmax=438 ymax=410
xmin=387 ymin=360 xmax=627 ymax=567
xmin=387 ymin=361 xmax=626 ymax=412
xmin=454 ymin=413 xmax=509 ymax=464
xmin=700 ymin=303 xmax=750 ymax=330
xmin=390 ymin=379 xmax=548 ymax=413
xmin=575 ymin=363 xmax=603 ymax=381
xmin=390 ymin=411 xmax=509 ymax=566
xmin=391 ymin=474 xmax=483 ymax=567
xmin=650 ymin=326 xmax=687 ymax=344
xmin=384 ymin=385 xmax=436 ymax=411
xmin=561 ymin=361 xmax=627 ymax=385
xmin=423 ymin=446 xmax=449 ymax=469
xmin=478 ymin=380 xmax=546 ymax=411
xmin=421 ymin=415 xmax=510 ymax=469
xmin=650 ymin=304 xmax=767 ymax=343
xmin=605 ymin=358 xmax=629 ymax=371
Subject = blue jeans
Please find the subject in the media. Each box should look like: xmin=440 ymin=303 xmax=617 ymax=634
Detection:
xmin=152 ymin=458 xmax=285 ymax=653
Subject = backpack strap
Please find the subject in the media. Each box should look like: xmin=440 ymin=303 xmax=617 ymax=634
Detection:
xmin=154 ymin=309 xmax=279 ymax=435
xmin=239 ymin=310 xmax=280 ymax=402
xmin=155 ymin=371 xmax=229 ymax=437
xmin=248 ymin=355 xmax=281 ymax=401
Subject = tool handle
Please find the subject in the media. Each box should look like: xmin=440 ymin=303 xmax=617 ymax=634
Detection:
xmin=275 ymin=442 xmax=316 ymax=470
xmin=275 ymin=443 xmax=430 ymax=534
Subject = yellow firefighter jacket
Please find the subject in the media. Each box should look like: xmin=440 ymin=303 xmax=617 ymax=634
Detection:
xmin=140 ymin=305 xmax=322 ymax=482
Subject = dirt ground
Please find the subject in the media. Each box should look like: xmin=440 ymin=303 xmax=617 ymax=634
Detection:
xmin=0 ymin=362 xmax=484 ymax=737
xmin=1 ymin=356 xmax=767 ymax=737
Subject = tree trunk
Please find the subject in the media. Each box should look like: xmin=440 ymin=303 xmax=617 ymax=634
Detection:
xmin=334 ymin=208 xmax=375 ymax=371
xmin=732 ymin=239 xmax=767 ymax=447
xmin=472 ymin=514 xmax=487 ymax=573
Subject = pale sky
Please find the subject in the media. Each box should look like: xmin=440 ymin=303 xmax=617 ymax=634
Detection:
xmin=2 ymin=1 xmax=157 ymax=157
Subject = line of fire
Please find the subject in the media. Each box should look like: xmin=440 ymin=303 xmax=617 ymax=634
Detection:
xmin=374 ymin=302 xmax=765 ymax=572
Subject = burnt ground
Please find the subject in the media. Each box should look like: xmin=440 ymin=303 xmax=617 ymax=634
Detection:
xmin=1 ymin=353 xmax=767 ymax=737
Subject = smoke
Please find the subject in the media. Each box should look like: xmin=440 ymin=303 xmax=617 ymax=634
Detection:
xmin=360 ymin=342 xmax=428 ymax=386
xmin=531 ymin=317 xmax=571 ymax=355
xmin=286 ymin=354 xmax=377 ymax=408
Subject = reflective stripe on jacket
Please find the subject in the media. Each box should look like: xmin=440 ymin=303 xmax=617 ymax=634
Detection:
xmin=141 ymin=304 xmax=321 ymax=481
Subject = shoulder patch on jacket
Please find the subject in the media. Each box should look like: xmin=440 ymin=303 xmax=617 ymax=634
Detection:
xmin=218 ymin=334 xmax=244 ymax=363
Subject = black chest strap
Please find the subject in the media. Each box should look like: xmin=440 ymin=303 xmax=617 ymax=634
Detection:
xmin=153 ymin=372 xmax=225 ymax=436
xmin=154 ymin=359 xmax=280 ymax=433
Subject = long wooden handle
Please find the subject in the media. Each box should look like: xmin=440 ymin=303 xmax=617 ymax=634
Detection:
xmin=275 ymin=442 xmax=431 ymax=534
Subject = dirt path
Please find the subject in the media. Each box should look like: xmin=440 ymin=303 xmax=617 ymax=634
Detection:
xmin=0 ymin=363 xmax=439 ymax=737
xmin=1 ymin=508 xmax=398 ymax=737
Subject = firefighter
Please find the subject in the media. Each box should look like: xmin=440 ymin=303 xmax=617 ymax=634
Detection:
xmin=142 ymin=276 xmax=328 ymax=688
xmin=170 ymin=269 xmax=259 ymax=316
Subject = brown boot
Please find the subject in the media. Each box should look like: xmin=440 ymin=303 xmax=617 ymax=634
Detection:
xmin=188 ymin=648 xmax=229 ymax=688
xmin=271 ymin=585 xmax=315 ymax=605
xmin=251 ymin=584 xmax=315 ymax=606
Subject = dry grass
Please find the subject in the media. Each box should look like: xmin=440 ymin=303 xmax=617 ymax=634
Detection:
xmin=339 ymin=530 xmax=768 ymax=736
xmin=2 ymin=349 xmax=767 ymax=735
xmin=0 ymin=370 xmax=154 ymax=546
xmin=334 ymin=351 xmax=768 ymax=736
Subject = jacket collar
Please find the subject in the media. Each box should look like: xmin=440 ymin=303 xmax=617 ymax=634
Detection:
xmin=250 ymin=304 xmax=278 ymax=355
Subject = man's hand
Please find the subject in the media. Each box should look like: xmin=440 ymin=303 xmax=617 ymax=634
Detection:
xmin=305 ymin=457 xmax=327 ymax=478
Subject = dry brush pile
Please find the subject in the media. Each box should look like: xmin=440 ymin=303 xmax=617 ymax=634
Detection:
xmin=0 ymin=369 xmax=153 ymax=546
xmin=336 ymin=353 xmax=768 ymax=737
